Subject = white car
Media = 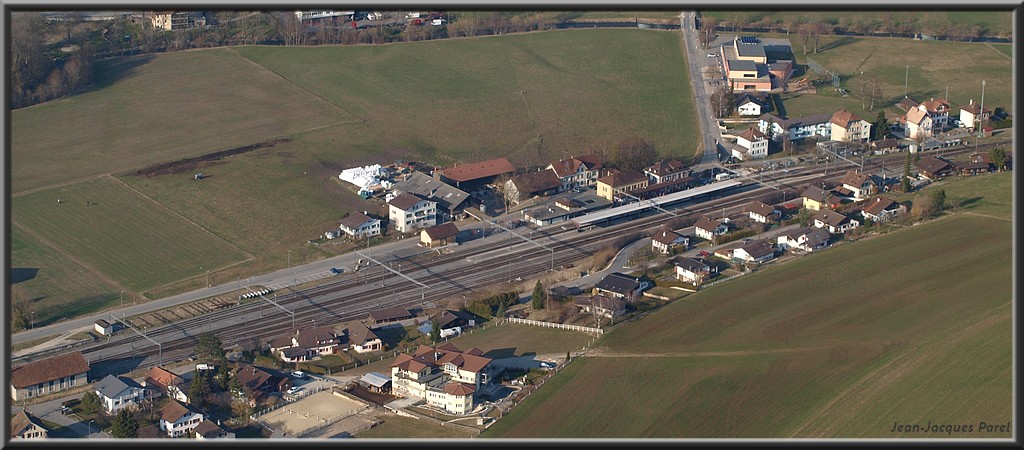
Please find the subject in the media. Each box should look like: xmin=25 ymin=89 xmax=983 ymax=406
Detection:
xmin=286 ymin=386 xmax=302 ymax=395
xmin=292 ymin=370 xmax=307 ymax=379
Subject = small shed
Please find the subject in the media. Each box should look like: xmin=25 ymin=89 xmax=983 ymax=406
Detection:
xmin=94 ymin=319 xmax=113 ymax=336
xmin=359 ymin=372 xmax=392 ymax=394
xmin=420 ymin=222 xmax=459 ymax=248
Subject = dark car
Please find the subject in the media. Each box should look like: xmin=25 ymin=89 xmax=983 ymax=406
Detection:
xmin=330 ymin=267 xmax=343 ymax=275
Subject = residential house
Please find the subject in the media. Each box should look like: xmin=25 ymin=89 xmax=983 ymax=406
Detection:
xmin=596 ymin=169 xmax=649 ymax=201
xmin=776 ymin=227 xmax=831 ymax=252
xmin=421 ymin=222 xmax=459 ymax=248
xmin=233 ymin=364 xmax=292 ymax=406
xmin=95 ymin=374 xmax=145 ymax=414
xmin=972 ymin=152 xmax=1012 ymax=172
xmin=268 ymin=326 xmax=344 ymax=363
xmin=505 ymin=170 xmax=562 ymax=204
xmin=593 ymin=272 xmax=652 ymax=302
xmin=746 ymin=200 xmax=780 ymax=223
xmin=916 ymin=156 xmax=953 ymax=180
xmin=860 ymin=197 xmax=907 ymax=223
xmin=437 ymin=158 xmax=516 ymax=191
xmin=903 ymin=98 xmax=951 ymax=139
xmin=733 ymin=127 xmax=769 ymax=161
xmin=349 ymin=322 xmax=383 ymax=353
xmin=759 ymin=113 xmax=832 ymax=142
xmin=147 ymin=11 xmax=205 ymax=31
xmin=10 ymin=352 xmax=90 ymax=401
xmin=546 ymin=154 xmax=603 ymax=192
xmin=339 ymin=211 xmax=381 ymax=239
xmin=391 ymin=343 xmax=493 ymax=415
xmin=897 ymin=97 xmax=920 ymax=112
xmin=735 ymin=92 xmax=771 ymax=116
xmin=143 ymin=366 xmax=188 ymax=404
xmin=643 ymin=159 xmax=688 ymax=185
xmin=812 ymin=209 xmax=860 ymax=234
xmin=959 ymin=99 xmax=991 ymax=131
xmin=159 ymin=400 xmax=204 ymax=438
xmin=194 ymin=420 xmax=235 ymax=439
xmin=651 ymin=230 xmax=689 ymax=254
xmin=830 ymin=109 xmax=872 ymax=143
xmin=950 ymin=159 xmax=991 ymax=176
xmin=368 ymin=306 xmax=415 ymax=325
xmin=840 ymin=170 xmax=876 ymax=200
xmin=391 ymin=171 xmax=470 ymax=221
xmin=732 ymin=240 xmax=776 ymax=264
xmin=674 ymin=257 xmax=717 ymax=285
xmin=694 ymin=216 xmax=731 ymax=241
xmin=575 ymin=295 xmax=627 ymax=320
xmin=432 ymin=309 xmax=477 ymax=334
xmin=871 ymin=138 xmax=900 ymax=154
xmin=800 ymin=185 xmax=841 ymax=211
xmin=10 ymin=410 xmax=48 ymax=440
xmin=93 ymin=319 xmax=115 ymax=336
xmin=388 ymin=192 xmax=437 ymax=233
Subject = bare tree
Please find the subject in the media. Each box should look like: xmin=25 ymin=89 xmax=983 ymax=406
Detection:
xmin=784 ymin=16 xmax=800 ymax=35
xmin=614 ymin=136 xmax=658 ymax=172
xmin=709 ymin=86 xmax=733 ymax=119
xmin=699 ymin=17 xmax=718 ymax=49
xmin=798 ymin=23 xmax=813 ymax=54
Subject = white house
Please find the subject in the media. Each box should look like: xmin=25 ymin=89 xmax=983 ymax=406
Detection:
xmin=651 ymin=230 xmax=689 ymax=254
xmin=733 ymin=127 xmax=769 ymax=160
xmin=159 ymin=400 xmax=204 ymax=438
xmin=388 ymin=192 xmax=437 ymax=233
xmin=391 ymin=343 xmax=492 ymax=415
xmin=813 ymin=209 xmax=860 ymax=234
xmin=546 ymin=154 xmax=603 ymax=192
xmin=959 ymin=99 xmax=991 ymax=131
xmin=675 ymin=257 xmax=717 ymax=285
xmin=776 ymin=227 xmax=831 ymax=252
xmin=348 ymin=323 xmax=383 ymax=354
xmin=759 ymin=113 xmax=832 ymax=142
xmin=94 ymin=319 xmax=114 ymax=336
xmin=95 ymin=374 xmax=145 ymax=414
xmin=746 ymin=201 xmax=779 ymax=224
xmin=339 ymin=211 xmax=381 ymax=239
xmin=732 ymin=240 xmax=776 ymax=264
xmin=694 ymin=216 xmax=730 ymax=241
xmin=735 ymin=93 xmax=770 ymax=116
xmin=643 ymin=159 xmax=688 ymax=185
xmin=10 ymin=410 xmax=48 ymax=440
xmin=840 ymin=170 xmax=876 ymax=201
xmin=830 ymin=109 xmax=872 ymax=143
xmin=860 ymin=197 xmax=906 ymax=223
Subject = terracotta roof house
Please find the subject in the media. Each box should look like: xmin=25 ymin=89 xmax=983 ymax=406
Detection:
xmin=800 ymin=185 xmax=841 ymax=211
xmin=194 ymin=420 xmax=235 ymax=439
xmin=643 ymin=159 xmax=688 ymax=184
xmin=339 ymin=211 xmax=382 ymax=239
xmin=746 ymin=200 xmax=780 ymax=223
xmin=547 ymin=154 xmax=603 ymax=192
xmin=10 ymin=410 xmax=48 ymax=440
xmin=732 ymin=240 xmax=776 ymax=263
xmin=776 ymin=226 xmax=831 ymax=252
xmin=860 ymin=197 xmax=907 ymax=223
xmin=593 ymin=272 xmax=652 ymax=301
xmin=95 ymin=374 xmax=145 ymax=414
xmin=421 ymin=222 xmax=460 ymax=248
xmin=348 ymin=322 xmax=383 ymax=353
xmin=388 ymin=192 xmax=437 ymax=233
xmin=159 ymin=400 xmax=204 ymax=438
xmin=437 ymin=158 xmax=516 ymax=190
xmin=368 ymin=306 xmax=414 ymax=324
xmin=812 ymin=209 xmax=860 ymax=234
xmin=143 ymin=366 xmax=188 ymax=403
xmin=694 ymin=216 xmax=731 ymax=240
xmin=651 ymin=229 xmax=689 ymax=254
xmin=10 ymin=351 xmax=90 ymax=401
xmin=596 ymin=169 xmax=649 ymax=201
xmin=830 ymin=109 xmax=872 ymax=142
xmin=575 ymin=295 xmax=627 ymax=320
xmin=916 ymin=156 xmax=953 ymax=180
xmin=674 ymin=257 xmax=717 ymax=285
xmin=391 ymin=343 xmax=493 ymax=415
xmin=959 ymin=99 xmax=992 ymax=131
xmin=506 ymin=170 xmax=562 ymax=204
xmin=840 ymin=170 xmax=876 ymax=200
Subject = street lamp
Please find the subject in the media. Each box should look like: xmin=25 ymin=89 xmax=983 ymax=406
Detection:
xmin=206 ymin=270 xmax=210 ymax=287
xmin=30 ymin=311 xmax=34 ymax=330
xmin=120 ymin=290 xmax=124 ymax=309
xmin=87 ymin=419 xmax=94 ymax=438
xmin=288 ymin=250 xmax=291 ymax=267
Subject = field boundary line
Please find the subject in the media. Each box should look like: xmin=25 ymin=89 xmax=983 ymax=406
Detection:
xmin=226 ymin=47 xmax=365 ymax=125
xmin=584 ymin=346 xmax=831 ymax=358
xmin=963 ymin=211 xmax=1012 ymax=222
xmin=12 ymin=173 xmax=113 ymax=198
xmin=108 ymin=175 xmax=255 ymax=260
xmin=985 ymin=42 xmax=1012 ymax=60
xmin=10 ymin=220 xmax=128 ymax=292
xmin=786 ymin=302 xmax=1011 ymax=438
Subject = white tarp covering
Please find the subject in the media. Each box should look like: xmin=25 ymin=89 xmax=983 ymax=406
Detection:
xmin=339 ymin=164 xmax=387 ymax=189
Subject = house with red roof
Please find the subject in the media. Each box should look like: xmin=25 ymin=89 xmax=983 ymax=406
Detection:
xmin=10 ymin=351 xmax=90 ymax=401
xmin=391 ymin=343 xmax=493 ymax=415
xmin=547 ymin=154 xmax=603 ymax=192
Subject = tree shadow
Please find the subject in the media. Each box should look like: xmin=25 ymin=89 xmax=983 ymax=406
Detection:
xmin=817 ymin=36 xmax=861 ymax=52
xmin=88 ymin=54 xmax=156 ymax=92
xmin=957 ymin=196 xmax=983 ymax=209
xmin=10 ymin=268 xmax=39 ymax=284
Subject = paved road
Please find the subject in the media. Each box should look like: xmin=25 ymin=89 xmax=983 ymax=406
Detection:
xmin=680 ymin=11 xmax=725 ymax=170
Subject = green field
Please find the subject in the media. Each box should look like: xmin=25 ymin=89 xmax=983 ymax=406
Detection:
xmin=701 ymin=11 xmax=1013 ymax=38
xmin=356 ymin=413 xmax=475 ymax=439
xmin=483 ymin=199 xmax=1011 ymax=437
xmin=10 ymin=48 xmax=358 ymax=194
xmin=887 ymin=170 xmax=1013 ymax=220
xmin=10 ymin=177 xmax=250 ymax=293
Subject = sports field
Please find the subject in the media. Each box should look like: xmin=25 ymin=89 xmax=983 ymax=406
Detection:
xmin=483 ymin=198 xmax=1011 ymax=437
xmin=10 ymin=177 xmax=250 ymax=293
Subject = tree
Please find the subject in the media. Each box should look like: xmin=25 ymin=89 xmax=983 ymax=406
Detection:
xmin=195 ymin=332 xmax=225 ymax=364
xmin=189 ymin=369 xmax=212 ymax=408
xmin=80 ymin=391 xmax=101 ymax=416
xmin=531 ymin=280 xmax=546 ymax=310
xmin=698 ymin=17 xmax=718 ymax=49
xmin=901 ymin=151 xmax=912 ymax=192
xmin=613 ymin=137 xmax=658 ymax=172
xmin=797 ymin=207 xmax=813 ymax=227
xmin=784 ymin=16 xmax=800 ymax=35
xmin=430 ymin=318 xmax=441 ymax=342
xmin=215 ymin=364 xmax=231 ymax=391
xmin=709 ymin=86 xmax=733 ymax=119
xmin=495 ymin=300 xmax=507 ymax=319
xmin=990 ymin=147 xmax=1007 ymax=171
xmin=913 ymin=189 xmax=945 ymax=219
xmin=11 ymin=285 xmax=31 ymax=330
xmin=797 ymin=23 xmax=813 ymax=54
xmin=872 ymin=111 xmax=889 ymax=140
xmin=110 ymin=409 xmax=139 ymax=438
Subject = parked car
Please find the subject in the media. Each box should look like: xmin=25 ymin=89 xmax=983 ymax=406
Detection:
xmin=292 ymin=370 xmax=307 ymax=380
xmin=539 ymin=361 xmax=556 ymax=369
xmin=286 ymin=386 xmax=302 ymax=395
xmin=330 ymin=267 xmax=343 ymax=275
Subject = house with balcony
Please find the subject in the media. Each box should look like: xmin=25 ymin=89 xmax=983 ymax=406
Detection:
xmin=391 ymin=343 xmax=493 ymax=415
xmin=903 ymin=98 xmax=952 ymax=139
xmin=388 ymin=192 xmax=437 ymax=233
xmin=830 ymin=109 xmax=872 ymax=143
xmin=95 ymin=374 xmax=145 ymax=414
xmin=813 ymin=209 xmax=860 ymax=234
xmin=840 ymin=170 xmax=876 ymax=200
xmin=643 ymin=159 xmax=688 ymax=185
xmin=674 ymin=257 xmax=717 ymax=286
xmin=860 ymin=197 xmax=906 ymax=223
xmin=143 ymin=366 xmax=188 ymax=404
xmin=596 ymin=169 xmax=649 ymax=202
xmin=959 ymin=99 xmax=991 ymax=131
xmin=733 ymin=127 xmax=769 ymax=161
xmin=776 ymin=227 xmax=831 ymax=252
xmin=159 ymin=400 xmax=204 ymax=438
xmin=391 ymin=171 xmax=470 ymax=221
xmin=801 ymin=185 xmax=842 ymax=211
xmin=547 ymin=154 xmax=603 ymax=192
xmin=759 ymin=113 xmax=832 ymax=142
xmin=339 ymin=211 xmax=381 ymax=239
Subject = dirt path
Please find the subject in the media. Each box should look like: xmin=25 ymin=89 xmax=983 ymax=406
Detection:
xmin=585 ymin=346 xmax=831 ymax=358
xmin=786 ymin=301 xmax=1011 ymax=438
xmin=985 ymin=42 xmax=1012 ymax=60
xmin=964 ymin=211 xmax=1012 ymax=222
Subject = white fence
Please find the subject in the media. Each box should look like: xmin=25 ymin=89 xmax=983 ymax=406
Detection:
xmin=504 ymin=317 xmax=603 ymax=335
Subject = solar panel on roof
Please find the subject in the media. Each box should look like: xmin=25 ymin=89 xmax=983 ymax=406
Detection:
xmin=740 ymin=36 xmax=758 ymax=44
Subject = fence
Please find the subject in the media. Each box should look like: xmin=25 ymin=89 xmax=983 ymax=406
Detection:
xmin=297 ymin=405 xmax=369 ymax=438
xmin=503 ymin=317 xmax=603 ymax=335
xmin=250 ymin=383 xmax=328 ymax=420
xmin=806 ymin=57 xmax=841 ymax=88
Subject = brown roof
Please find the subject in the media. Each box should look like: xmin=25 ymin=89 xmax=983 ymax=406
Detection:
xmin=348 ymin=322 xmax=381 ymax=345
xmin=11 ymin=352 xmax=90 ymax=388
xmin=737 ymin=127 xmax=767 ymax=141
xmin=801 ymin=185 xmax=837 ymax=203
xmin=392 ymin=353 xmax=433 ymax=373
xmin=423 ymin=222 xmax=460 ymax=240
xmin=917 ymin=156 xmax=951 ymax=175
xmin=597 ymin=169 xmax=647 ymax=188
xmin=233 ymin=363 xmax=289 ymax=393
xmin=549 ymin=154 xmax=602 ymax=178
xmin=440 ymin=158 xmax=515 ymax=183
xmin=652 ymin=230 xmax=685 ymax=245
xmin=340 ymin=211 xmax=376 ymax=229
xmin=905 ymin=107 xmax=928 ymax=125
xmin=898 ymin=98 xmax=920 ymax=111
xmin=294 ymin=326 xmax=341 ymax=349
xmin=10 ymin=410 xmax=46 ymax=439
xmin=144 ymin=366 xmax=183 ymax=392
xmin=951 ymin=159 xmax=990 ymax=171
xmin=694 ymin=216 xmax=727 ymax=233
xmin=194 ymin=420 xmax=229 ymax=438
xmin=841 ymin=170 xmax=872 ymax=188
xmin=861 ymin=197 xmax=899 ymax=216
xmin=395 ymin=343 xmax=491 ymax=374
xmin=830 ymin=109 xmax=862 ymax=128
xmin=746 ymin=201 xmax=777 ymax=217
xmin=644 ymin=159 xmax=686 ymax=177
xmin=813 ymin=208 xmax=851 ymax=227
xmin=511 ymin=170 xmax=561 ymax=195
xmin=443 ymin=382 xmax=476 ymax=396
xmin=738 ymin=240 xmax=775 ymax=258
xmin=872 ymin=138 xmax=898 ymax=149
xmin=160 ymin=400 xmax=199 ymax=423
xmin=388 ymin=192 xmax=428 ymax=211
xmin=368 ymin=306 xmax=413 ymax=322
xmin=921 ymin=98 xmax=950 ymax=114
xmin=960 ymin=101 xmax=991 ymax=115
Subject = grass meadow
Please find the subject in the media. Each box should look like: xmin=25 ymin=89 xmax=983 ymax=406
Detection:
xmin=701 ymin=11 xmax=1013 ymax=38
xmin=10 ymin=177 xmax=250 ymax=294
xmin=887 ymin=170 xmax=1013 ymax=220
xmin=356 ymin=413 xmax=475 ymax=439
xmin=444 ymin=323 xmax=596 ymax=358
xmin=482 ymin=195 xmax=1011 ymax=438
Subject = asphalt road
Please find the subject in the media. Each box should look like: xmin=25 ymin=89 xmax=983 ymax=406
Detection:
xmin=680 ymin=11 xmax=725 ymax=170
